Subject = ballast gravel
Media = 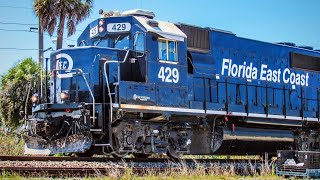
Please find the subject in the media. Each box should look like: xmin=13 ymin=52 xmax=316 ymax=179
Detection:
xmin=0 ymin=160 xmax=260 ymax=170
xmin=0 ymin=161 xmax=123 ymax=169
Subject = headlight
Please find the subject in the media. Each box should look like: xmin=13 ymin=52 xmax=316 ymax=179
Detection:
xmin=99 ymin=19 xmax=105 ymax=26
xmin=98 ymin=19 xmax=105 ymax=33
xmin=31 ymin=94 xmax=38 ymax=103
xmin=99 ymin=26 xmax=105 ymax=33
xmin=60 ymin=92 xmax=69 ymax=101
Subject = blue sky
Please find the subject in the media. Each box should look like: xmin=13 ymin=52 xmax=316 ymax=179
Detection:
xmin=0 ymin=0 xmax=319 ymax=75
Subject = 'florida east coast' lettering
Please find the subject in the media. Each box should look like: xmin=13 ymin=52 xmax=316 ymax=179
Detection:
xmin=221 ymin=58 xmax=309 ymax=87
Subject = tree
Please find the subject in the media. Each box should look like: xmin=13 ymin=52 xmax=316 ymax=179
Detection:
xmin=0 ymin=58 xmax=40 ymax=128
xmin=34 ymin=0 xmax=93 ymax=49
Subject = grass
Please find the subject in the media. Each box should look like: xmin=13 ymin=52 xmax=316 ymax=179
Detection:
xmin=0 ymin=168 xmax=287 ymax=180
xmin=183 ymin=155 xmax=261 ymax=160
xmin=0 ymin=129 xmax=24 ymax=156
xmin=0 ymin=172 xmax=25 ymax=180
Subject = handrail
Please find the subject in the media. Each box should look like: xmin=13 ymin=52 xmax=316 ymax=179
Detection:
xmin=102 ymin=49 xmax=130 ymax=123
xmin=52 ymin=69 xmax=96 ymax=125
xmin=102 ymin=49 xmax=130 ymax=152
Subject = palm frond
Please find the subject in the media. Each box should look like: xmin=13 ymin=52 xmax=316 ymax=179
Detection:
xmin=34 ymin=0 xmax=93 ymax=49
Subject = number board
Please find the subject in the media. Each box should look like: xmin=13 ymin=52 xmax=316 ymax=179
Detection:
xmin=107 ymin=23 xmax=131 ymax=32
xmin=90 ymin=25 xmax=98 ymax=38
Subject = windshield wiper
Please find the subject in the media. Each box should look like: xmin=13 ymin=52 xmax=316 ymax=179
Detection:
xmin=94 ymin=38 xmax=102 ymax=46
xmin=114 ymin=35 xmax=121 ymax=45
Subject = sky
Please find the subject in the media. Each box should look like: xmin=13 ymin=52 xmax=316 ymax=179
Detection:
xmin=0 ymin=0 xmax=319 ymax=75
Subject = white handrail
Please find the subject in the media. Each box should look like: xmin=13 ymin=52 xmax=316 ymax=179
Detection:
xmin=102 ymin=49 xmax=130 ymax=124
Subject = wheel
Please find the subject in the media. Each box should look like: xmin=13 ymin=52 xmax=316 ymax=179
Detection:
xmin=76 ymin=150 xmax=94 ymax=157
xmin=76 ymin=146 xmax=96 ymax=157
xmin=167 ymin=139 xmax=182 ymax=159
xmin=112 ymin=151 xmax=128 ymax=158
xmin=167 ymin=146 xmax=182 ymax=159
xmin=133 ymin=153 xmax=151 ymax=158
xmin=111 ymin=133 xmax=129 ymax=158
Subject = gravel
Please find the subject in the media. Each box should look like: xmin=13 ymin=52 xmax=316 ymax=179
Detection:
xmin=0 ymin=159 xmax=262 ymax=171
xmin=0 ymin=160 xmax=123 ymax=169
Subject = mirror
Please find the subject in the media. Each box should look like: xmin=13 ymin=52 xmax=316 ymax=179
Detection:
xmin=133 ymin=32 xmax=145 ymax=58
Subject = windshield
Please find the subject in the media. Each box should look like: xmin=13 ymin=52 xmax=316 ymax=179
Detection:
xmin=93 ymin=34 xmax=130 ymax=49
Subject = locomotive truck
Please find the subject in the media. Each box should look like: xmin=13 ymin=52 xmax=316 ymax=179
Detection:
xmin=24 ymin=9 xmax=320 ymax=158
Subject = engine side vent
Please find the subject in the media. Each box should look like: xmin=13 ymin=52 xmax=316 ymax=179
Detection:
xmin=290 ymin=52 xmax=320 ymax=72
xmin=179 ymin=24 xmax=210 ymax=52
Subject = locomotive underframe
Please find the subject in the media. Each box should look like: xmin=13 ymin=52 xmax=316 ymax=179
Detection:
xmin=24 ymin=101 xmax=320 ymax=156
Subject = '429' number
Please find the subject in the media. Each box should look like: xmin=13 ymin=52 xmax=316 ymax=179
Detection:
xmin=112 ymin=23 xmax=126 ymax=31
xmin=158 ymin=66 xmax=179 ymax=83
xmin=107 ymin=23 xmax=131 ymax=32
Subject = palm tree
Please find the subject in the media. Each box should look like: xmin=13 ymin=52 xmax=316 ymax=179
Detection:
xmin=0 ymin=58 xmax=40 ymax=127
xmin=34 ymin=0 xmax=93 ymax=49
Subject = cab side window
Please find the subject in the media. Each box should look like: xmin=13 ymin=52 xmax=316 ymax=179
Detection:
xmin=158 ymin=39 xmax=177 ymax=62
xmin=134 ymin=32 xmax=145 ymax=52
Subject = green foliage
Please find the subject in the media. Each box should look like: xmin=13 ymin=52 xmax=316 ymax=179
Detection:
xmin=0 ymin=171 xmax=25 ymax=179
xmin=53 ymin=153 xmax=66 ymax=157
xmin=0 ymin=58 xmax=40 ymax=128
xmin=33 ymin=0 xmax=93 ymax=49
xmin=0 ymin=130 xmax=24 ymax=156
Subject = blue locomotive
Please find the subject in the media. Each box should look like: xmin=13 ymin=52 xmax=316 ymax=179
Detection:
xmin=24 ymin=9 xmax=320 ymax=158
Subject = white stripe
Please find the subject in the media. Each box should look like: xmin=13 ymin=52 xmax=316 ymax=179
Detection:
xmin=304 ymin=117 xmax=318 ymax=121
xmin=112 ymin=103 xmax=318 ymax=121
xmin=268 ymin=114 xmax=286 ymax=119
xmin=206 ymin=110 xmax=227 ymax=115
xmin=231 ymin=112 xmax=247 ymax=116
xmin=286 ymin=116 xmax=303 ymax=120
xmin=114 ymin=103 xmax=205 ymax=113
xmin=248 ymin=113 xmax=266 ymax=118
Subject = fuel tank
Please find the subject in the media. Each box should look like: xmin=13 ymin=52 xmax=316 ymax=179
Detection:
xmin=215 ymin=127 xmax=294 ymax=155
xmin=190 ymin=126 xmax=294 ymax=155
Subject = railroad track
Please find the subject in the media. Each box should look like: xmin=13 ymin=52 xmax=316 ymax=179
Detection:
xmin=0 ymin=166 xmax=184 ymax=177
xmin=0 ymin=156 xmax=265 ymax=177
xmin=0 ymin=155 xmax=261 ymax=163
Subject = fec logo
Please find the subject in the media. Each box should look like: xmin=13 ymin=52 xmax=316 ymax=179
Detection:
xmin=56 ymin=53 xmax=73 ymax=72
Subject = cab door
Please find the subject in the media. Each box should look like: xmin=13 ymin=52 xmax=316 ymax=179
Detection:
xmin=148 ymin=36 xmax=188 ymax=108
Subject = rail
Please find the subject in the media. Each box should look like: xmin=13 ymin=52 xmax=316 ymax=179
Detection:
xmin=0 ymin=155 xmax=264 ymax=177
xmin=0 ymin=155 xmax=261 ymax=163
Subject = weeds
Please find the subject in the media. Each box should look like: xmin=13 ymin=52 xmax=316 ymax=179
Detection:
xmin=0 ymin=171 xmax=26 ymax=180
xmin=0 ymin=129 xmax=24 ymax=156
